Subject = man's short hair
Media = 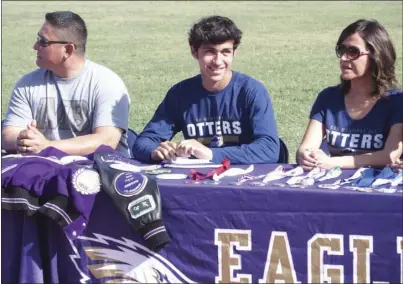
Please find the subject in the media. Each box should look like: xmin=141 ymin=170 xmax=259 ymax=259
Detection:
xmin=45 ymin=11 xmax=87 ymax=54
xmin=188 ymin=15 xmax=242 ymax=52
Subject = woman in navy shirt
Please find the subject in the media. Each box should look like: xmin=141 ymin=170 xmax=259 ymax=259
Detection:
xmin=297 ymin=19 xmax=403 ymax=170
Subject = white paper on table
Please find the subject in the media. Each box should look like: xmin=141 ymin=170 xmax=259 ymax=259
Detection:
xmin=305 ymin=167 xmax=324 ymax=178
xmin=286 ymin=176 xmax=305 ymax=185
xmin=262 ymin=165 xmax=286 ymax=183
xmin=318 ymin=179 xmax=342 ymax=189
xmin=164 ymin=164 xmax=222 ymax=169
xmin=139 ymin=165 xmax=163 ymax=171
xmin=156 ymin=173 xmax=188 ymax=180
xmin=165 ymin=157 xmax=212 ymax=165
xmin=391 ymin=170 xmax=403 ymax=186
xmin=213 ymin=165 xmax=254 ymax=181
xmin=284 ymin=166 xmax=304 ymax=177
xmin=371 ymin=178 xmax=392 ymax=187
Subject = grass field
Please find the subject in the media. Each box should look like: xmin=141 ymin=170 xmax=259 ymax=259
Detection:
xmin=1 ymin=1 xmax=402 ymax=162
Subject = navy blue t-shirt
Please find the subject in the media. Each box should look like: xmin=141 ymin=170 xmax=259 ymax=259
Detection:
xmin=310 ymin=85 xmax=403 ymax=156
xmin=133 ymin=71 xmax=280 ymax=164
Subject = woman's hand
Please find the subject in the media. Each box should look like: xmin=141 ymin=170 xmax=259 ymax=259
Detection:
xmin=297 ymin=148 xmax=317 ymax=171
xmin=390 ymin=158 xmax=403 ymax=169
xmin=310 ymin=149 xmax=335 ymax=170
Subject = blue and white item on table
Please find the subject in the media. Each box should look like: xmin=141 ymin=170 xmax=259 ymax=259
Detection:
xmin=340 ymin=167 xmax=369 ymax=185
xmin=351 ymin=168 xmax=378 ymax=187
xmin=371 ymin=168 xmax=400 ymax=187
xmin=390 ymin=170 xmax=403 ymax=187
xmin=318 ymin=167 xmax=342 ymax=182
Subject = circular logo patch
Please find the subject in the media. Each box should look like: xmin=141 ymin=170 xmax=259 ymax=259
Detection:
xmin=72 ymin=168 xmax=101 ymax=195
xmin=114 ymin=172 xmax=148 ymax=197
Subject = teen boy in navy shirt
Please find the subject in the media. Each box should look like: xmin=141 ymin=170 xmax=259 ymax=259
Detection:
xmin=133 ymin=15 xmax=279 ymax=164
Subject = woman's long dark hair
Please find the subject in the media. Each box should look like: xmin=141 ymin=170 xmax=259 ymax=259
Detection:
xmin=336 ymin=19 xmax=397 ymax=97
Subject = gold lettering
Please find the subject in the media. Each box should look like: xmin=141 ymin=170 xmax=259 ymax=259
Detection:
xmin=215 ymin=229 xmax=251 ymax=283
xmin=308 ymin=234 xmax=344 ymax=283
xmin=326 ymin=268 xmax=341 ymax=283
xmin=349 ymin=235 xmax=373 ymax=283
xmin=259 ymin=232 xmax=300 ymax=283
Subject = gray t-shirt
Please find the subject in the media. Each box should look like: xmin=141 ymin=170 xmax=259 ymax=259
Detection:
xmin=4 ymin=59 xmax=131 ymax=156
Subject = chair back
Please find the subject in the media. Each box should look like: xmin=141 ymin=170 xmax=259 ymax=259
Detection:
xmin=277 ymin=138 xmax=289 ymax=164
xmin=127 ymin=128 xmax=138 ymax=158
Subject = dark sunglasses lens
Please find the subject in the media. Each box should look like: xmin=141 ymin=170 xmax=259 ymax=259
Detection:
xmin=336 ymin=45 xmax=361 ymax=59
xmin=37 ymin=36 xmax=47 ymax=46
xmin=336 ymin=45 xmax=348 ymax=58
xmin=346 ymin=46 xmax=360 ymax=59
xmin=336 ymin=46 xmax=343 ymax=58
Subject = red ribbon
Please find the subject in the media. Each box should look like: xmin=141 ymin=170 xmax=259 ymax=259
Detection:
xmin=189 ymin=159 xmax=230 ymax=181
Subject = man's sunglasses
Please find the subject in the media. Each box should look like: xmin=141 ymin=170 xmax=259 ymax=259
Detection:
xmin=335 ymin=44 xmax=369 ymax=60
xmin=36 ymin=35 xmax=76 ymax=48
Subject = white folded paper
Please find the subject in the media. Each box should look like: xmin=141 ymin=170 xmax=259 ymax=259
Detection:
xmin=318 ymin=167 xmax=342 ymax=182
xmin=166 ymin=157 xmax=212 ymax=165
xmin=156 ymin=173 xmax=188 ymax=180
xmin=284 ymin=166 xmax=304 ymax=177
xmin=139 ymin=165 xmax=163 ymax=171
xmin=109 ymin=163 xmax=141 ymax=172
xmin=213 ymin=165 xmax=254 ymax=181
xmin=262 ymin=166 xmax=286 ymax=183
xmin=164 ymin=164 xmax=222 ymax=169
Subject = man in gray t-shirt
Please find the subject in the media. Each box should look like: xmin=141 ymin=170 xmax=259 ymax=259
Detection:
xmin=2 ymin=11 xmax=131 ymax=157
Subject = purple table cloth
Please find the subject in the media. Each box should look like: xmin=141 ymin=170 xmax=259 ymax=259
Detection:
xmin=2 ymin=164 xmax=403 ymax=283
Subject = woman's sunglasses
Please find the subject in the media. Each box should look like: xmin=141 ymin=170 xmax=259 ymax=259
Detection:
xmin=335 ymin=44 xmax=369 ymax=60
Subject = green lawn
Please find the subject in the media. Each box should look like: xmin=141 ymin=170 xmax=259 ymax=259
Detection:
xmin=2 ymin=1 xmax=402 ymax=162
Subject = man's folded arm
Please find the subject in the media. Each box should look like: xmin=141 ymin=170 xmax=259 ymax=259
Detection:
xmin=2 ymin=78 xmax=34 ymax=153
xmin=2 ymin=126 xmax=26 ymax=153
xmin=47 ymin=126 xmax=123 ymax=155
